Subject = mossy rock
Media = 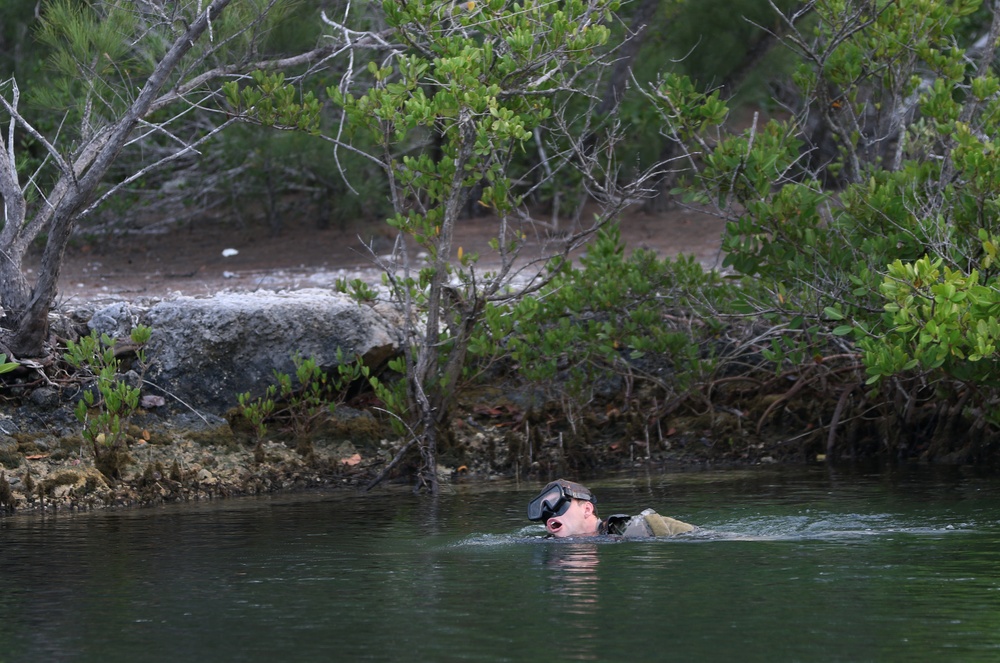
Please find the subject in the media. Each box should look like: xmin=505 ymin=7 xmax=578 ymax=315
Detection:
xmin=95 ymin=447 xmax=133 ymax=481
xmin=319 ymin=409 xmax=386 ymax=444
xmin=13 ymin=434 xmax=43 ymax=455
xmin=0 ymin=447 xmax=23 ymax=469
xmin=41 ymin=467 xmax=110 ymax=497
xmin=185 ymin=425 xmax=238 ymax=449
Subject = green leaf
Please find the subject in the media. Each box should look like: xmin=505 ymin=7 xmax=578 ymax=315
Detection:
xmin=823 ymin=307 xmax=845 ymax=320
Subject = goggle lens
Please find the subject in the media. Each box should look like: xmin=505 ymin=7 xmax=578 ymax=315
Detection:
xmin=527 ymin=485 xmax=572 ymax=521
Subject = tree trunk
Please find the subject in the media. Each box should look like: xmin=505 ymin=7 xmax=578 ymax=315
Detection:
xmin=3 ymin=0 xmax=234 ymax=357
xmin=410 ymin=112 xmax=477 ymax=494
xmin=11 ymin=194 xmax=82 ymax=355
xmin=0 ymin=123 xmax=32 ymax=332
xmin=419 ymin=413 xmax=440 ymax=494
xmin=0 ymin=258 xmax=30 ymax=323
xmin=596 ymin=0 xmax=660 ymax=116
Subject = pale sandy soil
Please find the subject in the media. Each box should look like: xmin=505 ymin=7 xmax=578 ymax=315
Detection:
xmin=38 ymin=205 xmax=727 ymax=306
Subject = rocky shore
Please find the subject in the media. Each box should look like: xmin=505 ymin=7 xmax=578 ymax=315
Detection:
xmin=0 ymin=288 xmax=424 ymax=513
xmin=0 ymin=407 xmax=415 ymax=513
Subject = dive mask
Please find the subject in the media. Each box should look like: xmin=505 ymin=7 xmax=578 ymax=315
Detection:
xmin=527 ymin=480 xmax=595 ymax=522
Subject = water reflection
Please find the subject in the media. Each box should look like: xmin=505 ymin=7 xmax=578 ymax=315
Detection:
xmin=4 ymin=468 xmax=1000 ymax=662
xmin=537 ymin=544 xmax=601 ymax=661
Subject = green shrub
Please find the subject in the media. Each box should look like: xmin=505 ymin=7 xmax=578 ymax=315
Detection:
xmin=654 ymin=0 xmax=1000 ymax=456
xmin=471 ymin=224 xmax=728 ymax=413
xmin=236 ymin=349 xmax=404 ymax=449
xmin=64 ymin=326 xmax=152 ymax=479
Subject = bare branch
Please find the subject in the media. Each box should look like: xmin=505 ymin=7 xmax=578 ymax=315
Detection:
xmin=0 ymin=88 xmax=76 ymax=182
xmin=80 ymin=116 xmax=240 ymax=218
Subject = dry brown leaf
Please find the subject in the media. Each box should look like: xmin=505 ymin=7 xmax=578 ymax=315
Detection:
xmin=340 ymin=453 xmax=362 ymax=466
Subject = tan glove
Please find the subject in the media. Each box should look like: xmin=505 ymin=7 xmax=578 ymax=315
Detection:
xmin=641 ymin=509 xmax=695 ymax=537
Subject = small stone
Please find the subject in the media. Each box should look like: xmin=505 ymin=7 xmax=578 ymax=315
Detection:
xmin=123 ymin=370 xmax=142 ymax=389
xmin=141 ymin=395 xmax=167 ymax=408
xmin=89 ymin=302 xmax=139 ymax=337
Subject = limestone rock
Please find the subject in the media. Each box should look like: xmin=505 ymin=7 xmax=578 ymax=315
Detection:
xmin=90 ymin=289 xmax=403 ymax=413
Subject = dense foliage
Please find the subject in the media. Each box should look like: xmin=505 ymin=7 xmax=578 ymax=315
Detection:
xmin=652 ymin=0 xmax=1000 ymax=462
xmin=5 ymin=0 xmax=1000 ymax=487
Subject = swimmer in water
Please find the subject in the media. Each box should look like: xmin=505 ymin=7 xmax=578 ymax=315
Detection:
xmin=526 ymin=479 xmax=695 ymax=538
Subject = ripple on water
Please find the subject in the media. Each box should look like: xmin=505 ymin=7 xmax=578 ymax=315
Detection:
xmin=695 ymin=512 xmax=971 ymax=542
xmin=455 ymin=513 xmax=973 ymax=547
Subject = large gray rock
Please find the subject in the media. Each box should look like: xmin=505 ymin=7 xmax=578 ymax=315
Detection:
xmin=91 ymin=289 xmax=403 ymax=414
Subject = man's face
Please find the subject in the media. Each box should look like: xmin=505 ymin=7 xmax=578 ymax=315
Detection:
xmin=546 ymin=498 xmax=598 ymax=538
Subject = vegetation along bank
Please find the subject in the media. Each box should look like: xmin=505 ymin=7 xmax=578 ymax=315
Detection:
xmin=4 ymin=0 xmax=1000 ymax=511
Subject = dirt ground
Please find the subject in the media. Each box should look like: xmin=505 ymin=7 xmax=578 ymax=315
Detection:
xmin=39 ymin=205 xmax=728 ymax=306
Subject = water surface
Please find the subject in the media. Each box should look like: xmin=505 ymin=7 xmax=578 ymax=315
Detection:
xmin=2 ymin=465 xmax=1000 ymax=662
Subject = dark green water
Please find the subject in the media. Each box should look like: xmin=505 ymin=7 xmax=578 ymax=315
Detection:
xmin=2 ymin=465 xmax=1000 ymax=662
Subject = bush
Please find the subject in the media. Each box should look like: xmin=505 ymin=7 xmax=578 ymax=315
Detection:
xmin=64 ymin=326 xmax=152 ymax=479
xmin=655 ymin=0 xmax=1000 ymax=459
xmin=471 ymin=224 xmax=729 ymax=429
